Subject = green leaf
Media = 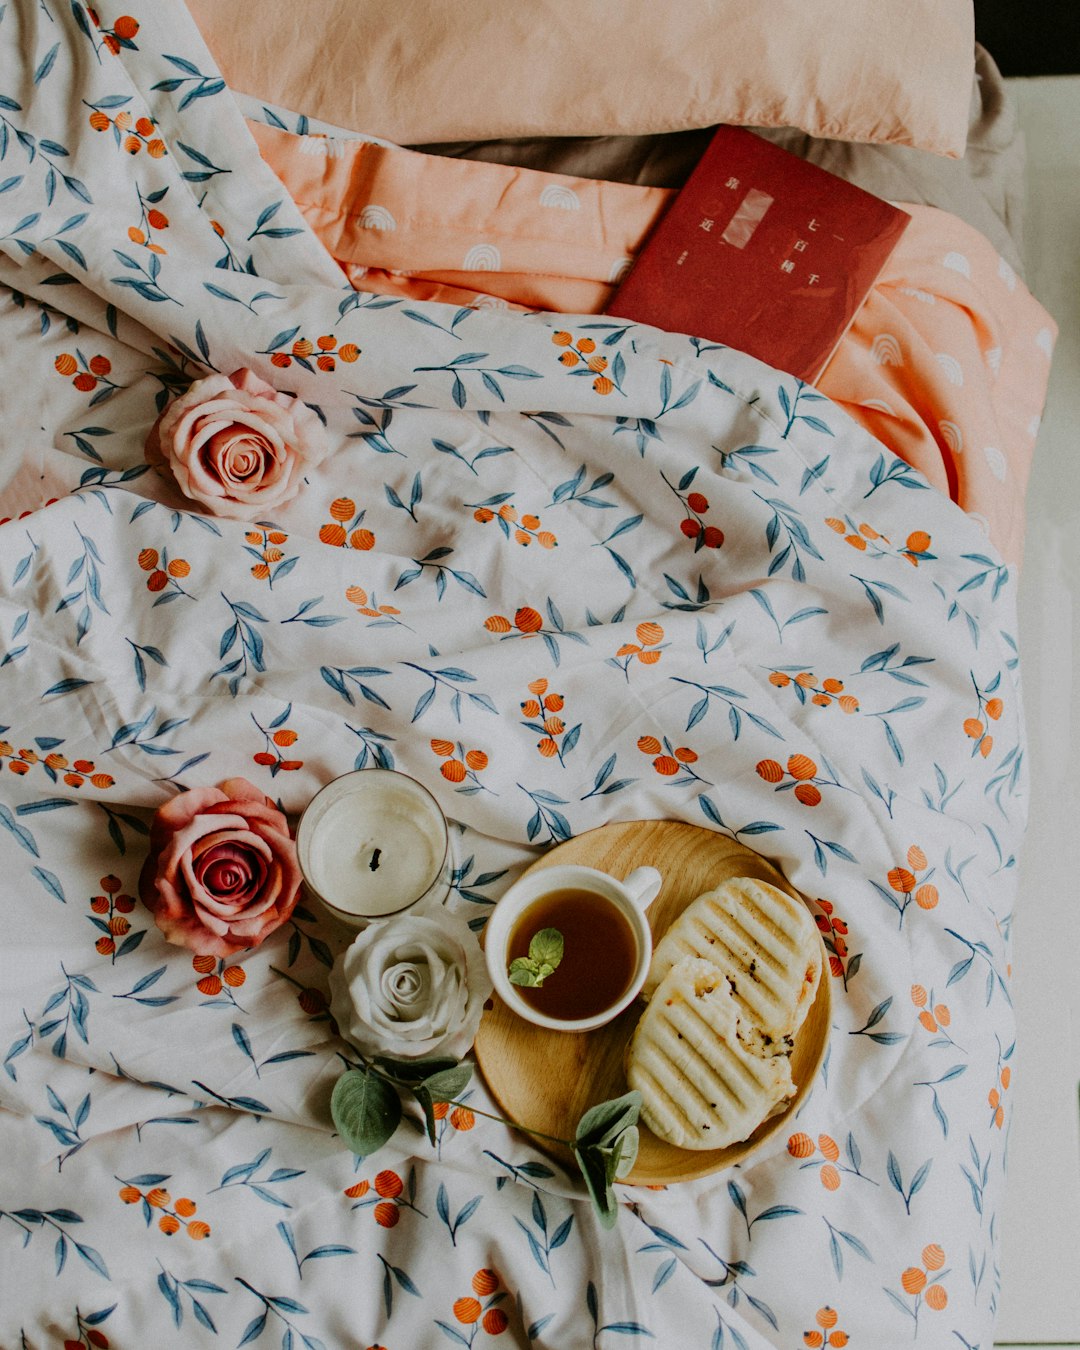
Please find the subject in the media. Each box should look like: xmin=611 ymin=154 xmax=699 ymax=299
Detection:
xmin=372 ymin=1055 xmax=458 ymax=1085
xmin=574 ymin=1144 xmax=618 ymax=1229
xmin=528 ymin=927 xmax=564 ymax=968
xmin=330 ymin=1069 xmax=401 ymax=1156
xmin=420 ymin=1064 xmax=473 ymax=1103
xmin=575 ymin=1090 xmax=642 ymax=1149
xmin=508 ymin=959 xmax=541 ymax=987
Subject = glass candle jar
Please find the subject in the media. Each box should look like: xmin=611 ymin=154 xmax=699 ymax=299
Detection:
xmin=296 ymin=769 xmax=452 ymax=928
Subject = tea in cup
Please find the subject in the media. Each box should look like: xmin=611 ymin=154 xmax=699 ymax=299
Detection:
xmin=485 ymin=863 xmax=662 ymax=1032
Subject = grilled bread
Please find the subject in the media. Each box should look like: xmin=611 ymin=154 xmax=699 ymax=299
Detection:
xmin=626 ymin=957 xmax=796 ymax=1150
xmin=642 ymin=877 xmax=820 ymax=1053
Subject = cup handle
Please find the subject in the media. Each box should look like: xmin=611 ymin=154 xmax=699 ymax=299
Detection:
xmin=622 ymin=866 xmax=662 ymax=912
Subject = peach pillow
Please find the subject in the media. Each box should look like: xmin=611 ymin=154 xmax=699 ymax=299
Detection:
xmin=188 ymin=0 xmax=974 ymax=156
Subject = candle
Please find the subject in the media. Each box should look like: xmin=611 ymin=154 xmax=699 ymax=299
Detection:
xmin=296 ymin=770 xmax=451 ymax=926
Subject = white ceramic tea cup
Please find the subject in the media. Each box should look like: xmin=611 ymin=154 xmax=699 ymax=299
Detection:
xmin=485 ymin=863 xmax=662 ymax=1032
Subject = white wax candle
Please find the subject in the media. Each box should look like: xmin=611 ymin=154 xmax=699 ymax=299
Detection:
xmin=297 ymin=771 xmax=448 ymax=921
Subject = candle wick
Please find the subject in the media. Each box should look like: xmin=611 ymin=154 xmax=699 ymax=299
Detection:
xmin=369 ymin=848 xmax=381 ymax=872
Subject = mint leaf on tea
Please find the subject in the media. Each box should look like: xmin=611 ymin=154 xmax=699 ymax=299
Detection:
xmin=508 ymin=927 xmax=564 ymax=988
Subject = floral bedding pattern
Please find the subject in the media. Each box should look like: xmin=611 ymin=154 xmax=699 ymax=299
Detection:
xmin=0 ymin=2 xmax=1023 ymax=1346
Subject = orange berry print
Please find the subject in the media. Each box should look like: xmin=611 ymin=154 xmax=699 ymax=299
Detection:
xmin=963 ymin=717 xmax=983 ymax=738
xmin=319 ymin=523 xmax=347 ymax=547
xmin=979 ymin=736 xmax=993 ymax=758
xmin=374 ymin=1202 xmax=399 ymax=1227
xmin=374 ymin=1170 xmax=403 ymax=1199
xmin=637 ymin=735 xmax=662 ymax=754
xmin=441 ymin=759 xmax=467 ymax=783
xmin=985 ymin=697 xmax=1003 ymax=720
xmin=674 ymin=746 xmax=697 ymax=763
xmin=560 ymin=351 xmax=579 ymax=367
xmin=906 ymin=531 xmax=931 ymax=553
xmin=816 ymin=1308 xmax=838 ymax=1330
xmin=95 ymin=936 xmax=115 ymax=955
xmin=922 ymin=1243 xmax=945 ymax=1271
xmin=514 ymin=607 xmax=543 ymax=634
xmin=158 ymin=1214 xmax=181 ymax=1235
xmin=828 ymin=1334 xmax=848 ymax=1347
xmin=636 ymin=621 xmax=664 ymax=646
xmin=89 ymin=109 xmax=111 ymax=131
xmin=146 ymin=569 xmax=168 ymax=592
xmin=901 ymin=1267 xmax=926 ymax=1295
xmin=465 ymin=750 xmax=488 ymax=771
xmin=837 ymin=695 xmax=859 ymax=714
xmin=174 ymin=1198 xmax=197 ymax=1218
xmin=769 ymin=671 xmax=790 ymax=687
xmin=113 ymin=15 xmax=139 ymax=38
xmin=817 ymin=1134 xmax=840 ymax=1162
xmin=1000 ymin=1066 xmax=1011 ymax=1089
xmin=845 ymin=534 xmax=867 ymax=550
xmin=73 ymin=371 xmax=97 ymax=392
xmin=825 ymin=517 xmax=845 ymax=533
xmin=192 ymin=954 xmax=216 ymax=973
xmin=552 ymin=331 xmax=573 ymax=346
xmin=450 ymin=1106 xmax=475 ymax=1131
xmin=654 ymin=756 xmax=680 ymax=776
xmin=146 ymin=1188 xmax=171 ymax=1209
xmin=484 ymin=614 xmax=512 ymax=633
xmin=344 ymin=1181 xmax=369 ymax=1199
xmin=756 ymin=759 xmax=784 ymax=783
xmin=118 ymin=1185 xmax=141 ymax=1204
xmin=222 ymin=966 xmax=246 ymax=987
xmin=454 ymin=1298 xmax=482 ymax=1325
xmin=888 ymin=867 xmax=916 ymax=893
xmin=197 ymin=975 xmax=222 ymax=997
xmin=482 ymin=1308 xmax=509 ymax=1335
xmin=187 ymin=1220 xmax=211 ymax=1241
xmin=593 ymin=376 xmax=614 ymax=395
xmin=137 ymin=548 xmax=159 ymax=571
xmin=907 ymin=845 xmax=927 ymax=870
xmin=528 ymin=679 xmax=548 ymax=696
xmin=794 ymin=783 xmax=822 ymax=806
xmin=787 ymin=754 xmax=817 ymax=780
xmin=918 ymin=1011 xmax=938 ymax=1033
xmin=915 ymin=884 xmax=938 ymax=910
xmin=135 ymin=116 xmax=154 ymax=136
xmin=994 ymin=1105 xmax=1004 ymax=1128
xmin=819 ymin=1164 xmax=840 ymax=1190
xmin=911 ymin=983 xmax=927 ymax=1007
xmin=351 ymin=528 xmax=375 ymax=550
xmin=430 ymin=738 xmax=455 ymax=756
xmin=432 ymin=1101 xmax=449 ymax=1120
xmin=147 ymin=139 xmax=166 ymax=158
xmin=924 ymin=1283 xmax=948 ymax=1310
xmin=787 ymin=1132 xmax=814 ymax=1158
xmin=340 ymin=343 xmax=360 ymax=362
xmin=804 ymin=1335 xmax=823 ymax=1348
xmin=472 ymin=1268 xmax=500 ymax=1296
xmin=91 ymin=896 xmax=110 ymax=914
xmin=166 ymin=557 xmax=190 ymax=578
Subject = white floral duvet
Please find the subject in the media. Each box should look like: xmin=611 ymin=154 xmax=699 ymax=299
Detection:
xmin=0 ymin=3 xmax=1023 ymax=1346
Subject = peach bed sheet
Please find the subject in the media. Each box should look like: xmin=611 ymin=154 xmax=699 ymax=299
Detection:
xmin=252 ymin=121 xmax=1056 ymax=565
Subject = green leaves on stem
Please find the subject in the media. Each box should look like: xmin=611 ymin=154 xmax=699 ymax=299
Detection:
xmin=573 ymin=1090 xmax=642 ymax=1229
xmin=329 ymin=1059 xmax=641 ymax=1231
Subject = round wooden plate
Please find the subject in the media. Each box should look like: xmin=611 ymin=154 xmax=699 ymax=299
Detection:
xmin=473 ymin=820 xmax=831 ymax=1185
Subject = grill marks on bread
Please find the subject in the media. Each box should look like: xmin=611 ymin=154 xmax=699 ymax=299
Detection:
xmin=627 ymin=877 xmax=821 ymax=1150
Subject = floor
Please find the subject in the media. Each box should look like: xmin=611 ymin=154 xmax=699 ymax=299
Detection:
xmin=994 ymin=75 xmax=1080 ymax=1348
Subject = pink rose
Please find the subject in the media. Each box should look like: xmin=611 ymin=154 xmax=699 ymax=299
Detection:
xmin=145 ymin=367 xmax=328 ymax=520
xmin=139 ymin=777 xmax=302 ymax=957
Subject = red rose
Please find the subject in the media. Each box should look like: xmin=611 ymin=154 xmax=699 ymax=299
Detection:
xmin=139 ymin=778 xmax=301 ymax=956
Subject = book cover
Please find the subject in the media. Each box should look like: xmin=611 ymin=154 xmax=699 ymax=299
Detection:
xmin=606 ymin=126 xmax=911 ymax=383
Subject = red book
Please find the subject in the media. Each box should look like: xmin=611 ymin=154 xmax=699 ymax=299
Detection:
xmin=607 ymin=126 xmax=910 ymax=383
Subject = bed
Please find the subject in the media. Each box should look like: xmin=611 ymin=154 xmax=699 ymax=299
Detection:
xmin=0 ymin=2 xmax=1061 ymax=1346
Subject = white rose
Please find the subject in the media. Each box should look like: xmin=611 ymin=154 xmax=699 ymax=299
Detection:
xmin=329 ymin=912 xmax=493 ymax=1061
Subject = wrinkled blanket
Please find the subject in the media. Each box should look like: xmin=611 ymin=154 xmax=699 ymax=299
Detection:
xmin=0 ymin=3 xmax=1022 ymax=1347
